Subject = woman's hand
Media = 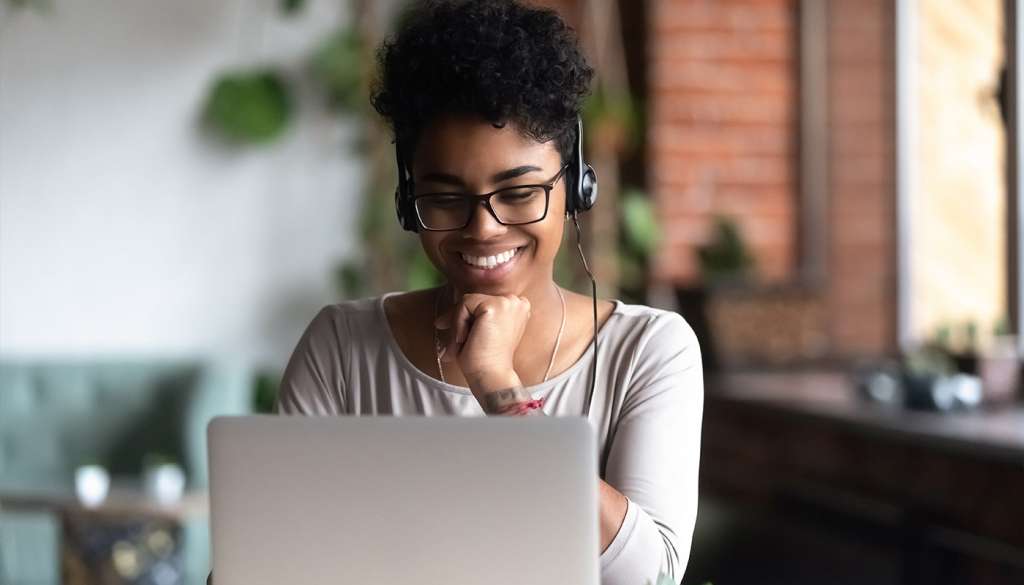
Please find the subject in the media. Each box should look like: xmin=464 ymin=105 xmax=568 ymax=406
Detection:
xmin=434 ymin=292 xmax=530 ymax=398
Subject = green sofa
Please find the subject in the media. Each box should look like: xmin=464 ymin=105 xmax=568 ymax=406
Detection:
xmin=0 ymin=358 xmax=253 ymax=585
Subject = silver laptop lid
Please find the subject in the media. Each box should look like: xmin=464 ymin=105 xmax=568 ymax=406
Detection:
xmin=208 ymin=415 xmax=599 ymax=585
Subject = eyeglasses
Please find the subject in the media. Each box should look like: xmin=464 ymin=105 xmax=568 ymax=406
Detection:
xmin=412 ymin=165 xmax=569 ymax=231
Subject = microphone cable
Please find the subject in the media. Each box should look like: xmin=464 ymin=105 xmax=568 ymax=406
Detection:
xmin=571 ymin=212 xmax=599 ymax=419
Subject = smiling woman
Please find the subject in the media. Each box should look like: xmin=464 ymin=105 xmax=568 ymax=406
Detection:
xmin=274 ymin=1 xmax=703 ymax=584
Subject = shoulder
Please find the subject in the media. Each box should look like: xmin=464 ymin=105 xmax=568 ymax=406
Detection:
xmin=605 ymin=302 xmax=703 ymax=410
xmin=605 ymin=300 xmax=700 ymax=358
xmin=277 ymin=294 xmax=396 ymax=416
xmin=301 ymin=294 xmax=391 ymax=343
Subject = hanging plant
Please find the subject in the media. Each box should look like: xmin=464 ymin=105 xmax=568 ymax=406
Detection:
xmin=309 ymin=27 xmax=366 ymax=113
xmin=201 ymin=69 xmax=293 ymax=145
xmin=279 ymin=0 xmax=305 ymax=16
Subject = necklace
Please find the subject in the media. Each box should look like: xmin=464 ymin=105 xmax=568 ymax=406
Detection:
xmin=433 ymin=284 xmax=567 ymax=385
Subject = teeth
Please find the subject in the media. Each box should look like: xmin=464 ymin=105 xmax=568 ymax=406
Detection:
xmin=460 ymin=248 xmax=519 ymax=269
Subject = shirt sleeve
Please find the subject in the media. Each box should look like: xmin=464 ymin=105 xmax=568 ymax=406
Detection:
xmin=275 ymin=305 xmax=349 ymax=416
xmin=599 ymin=311 xmax=704 ymax=585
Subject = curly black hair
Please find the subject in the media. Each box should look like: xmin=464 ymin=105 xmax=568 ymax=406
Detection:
xmin=371 ymin=0 xmax=594 ymax=165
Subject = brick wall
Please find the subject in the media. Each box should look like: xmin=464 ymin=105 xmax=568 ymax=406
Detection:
xmin=648 ymin=0 xmax=799 ymax=285
xmin=648 ymin=0 xmax=899 ymax=359
xmin=825 ymin=0 xmax=897 ymax=356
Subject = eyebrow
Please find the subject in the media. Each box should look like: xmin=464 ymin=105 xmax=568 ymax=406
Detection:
xmin=418 ymin=165 xmax=543 ymax=187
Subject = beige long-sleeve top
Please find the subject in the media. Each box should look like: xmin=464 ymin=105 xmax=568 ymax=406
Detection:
xmin=275 ymin=292 xmax=704 ymax=585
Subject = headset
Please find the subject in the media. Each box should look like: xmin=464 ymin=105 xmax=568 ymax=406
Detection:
xmin=393 ymin=118 xmax=603 ymax=423
xmin=395 ymin=117 xmax=597 ymax=232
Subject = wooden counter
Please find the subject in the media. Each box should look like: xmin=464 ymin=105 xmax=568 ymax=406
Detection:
xmin=702 ymin=371 xmax=1024 ymax=585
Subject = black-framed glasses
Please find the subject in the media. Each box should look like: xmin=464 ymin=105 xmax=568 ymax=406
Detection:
xmin=412 ymin=165 xmax=569 ymax=231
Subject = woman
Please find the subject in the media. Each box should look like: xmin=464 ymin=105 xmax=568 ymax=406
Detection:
xmin=276 ymin=1 xmax=703 ymax=583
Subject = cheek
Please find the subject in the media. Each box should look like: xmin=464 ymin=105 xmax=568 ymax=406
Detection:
xmin=530 ymin=218 xmax=564 ymax=261
xmin=420 ymin=235 xmax=447 ymax=269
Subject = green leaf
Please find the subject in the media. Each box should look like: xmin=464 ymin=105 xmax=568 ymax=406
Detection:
xmin=994 ymin=315 xmax=1010 ymax=336
xmin=621 ymin=188 xmax=660 ymax=257
xmin=252 ymin=369 xmax=281 ymax=414
xmin=697 ymin=215 xmax=753 ymax=285
xmin=334 ymin=260 xmax=367 ymax=299
xmin=202 ymin=70 xmax=292 ymax=145
xmin=309 ymin=27 xmax=365 ymax=112
xmin=280 ymin=0 xmax=305 ymax=15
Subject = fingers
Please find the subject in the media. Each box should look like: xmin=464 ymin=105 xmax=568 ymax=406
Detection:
xmin=433 ymin=292 xmax=531 ymax=365
xmin=454 ymin=302 xmax=473 ymax=347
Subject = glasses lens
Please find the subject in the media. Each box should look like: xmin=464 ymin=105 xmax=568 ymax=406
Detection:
xmin=415 ymin=195 xmax=472 ymax=230
xmin=491 ymin=186 xmax=548 ymax=224
xmin=415 ymin=187 xmax=549 ymax=230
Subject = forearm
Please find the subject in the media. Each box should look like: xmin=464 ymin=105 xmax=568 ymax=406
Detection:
xmin=598 ymin=479 xmax=629 ymax=553
xmin=468 ymin=374 xmax=626 ymax=550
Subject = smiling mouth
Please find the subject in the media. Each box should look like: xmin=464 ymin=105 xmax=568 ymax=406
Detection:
xmin=458 ymin=246 xmax=526 ymax=270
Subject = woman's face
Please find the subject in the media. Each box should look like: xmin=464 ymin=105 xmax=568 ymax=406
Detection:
xmin=412 ymin=113 xmax=566 ymax=296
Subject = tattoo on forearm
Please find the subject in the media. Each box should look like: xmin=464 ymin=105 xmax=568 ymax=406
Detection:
xmin=483 ymin=386 xmax=532 ymax=413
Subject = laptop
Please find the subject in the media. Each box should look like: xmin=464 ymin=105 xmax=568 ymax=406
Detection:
xmin=207 ymin=415 xmax=599 ymax=585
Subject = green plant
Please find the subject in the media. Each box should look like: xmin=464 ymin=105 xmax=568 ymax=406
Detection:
xmin=280 ymin=0 xmax=305 ymax=15
xmin=142 ymin=452 xmax=178 ymax=469
xmin=309 ymin=28 xmax=366 ymax=112
xmin=994 ymin=315 xmax=1011 ymax=336
xmin=202 ymin=70 xmax=292 ymax=145
xmin=621 ymin=188 xmax=660 ymax=256
xmin=697 ymin=215 xmax=753 ymax=286
xmin=618 ymin=188 xmax=661 ymax=302
xmin=253 ymin=369 xmax=282 ymax=414
xmin=905 ymin=344 xmax=955 ymax=377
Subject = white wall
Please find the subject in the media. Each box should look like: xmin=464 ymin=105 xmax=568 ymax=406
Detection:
xmin=0 ymin=0 xmax=365 ymax=365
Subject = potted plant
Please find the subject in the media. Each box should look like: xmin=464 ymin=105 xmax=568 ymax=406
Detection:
xmin=142 ymin=453 xmax=186 ymax=506
xmin=675 ymin=215 xmax=754 ymax=372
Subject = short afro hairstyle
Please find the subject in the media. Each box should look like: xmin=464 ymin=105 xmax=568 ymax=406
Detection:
xmin=371 ymin=0 xmax=594 ymax=165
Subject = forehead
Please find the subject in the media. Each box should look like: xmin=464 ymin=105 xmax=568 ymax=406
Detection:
xmin=411 ymin=114 xmax=561 ymax=177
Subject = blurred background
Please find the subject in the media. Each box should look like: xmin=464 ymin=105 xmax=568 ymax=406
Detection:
xmin=0 ymin=0 xmax=1021 ymax=584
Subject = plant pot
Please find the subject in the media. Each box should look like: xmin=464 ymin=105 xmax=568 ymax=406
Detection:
xmin=978 ymin=336 xmax=1020 ymax=405
xmin=75 ymin=465 xmax=110 ymax=508
xmin=144 ymin=463 xmax=186 ymax=505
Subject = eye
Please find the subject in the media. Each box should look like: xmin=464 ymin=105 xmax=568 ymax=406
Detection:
xmin=496 ymin=187 xmax=542 ymax=204
xmin=422 ymin=194 xmax=465 ymax=208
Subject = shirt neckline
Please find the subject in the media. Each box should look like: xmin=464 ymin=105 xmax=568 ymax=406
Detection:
xmin=376 ymin=290 xmax=624 ymax=396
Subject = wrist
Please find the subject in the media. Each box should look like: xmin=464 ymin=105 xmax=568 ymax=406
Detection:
xmin=467 ymin=370 xmax=522 ymax=397
xmin=480 ymin=386 xmax=531 ymax=415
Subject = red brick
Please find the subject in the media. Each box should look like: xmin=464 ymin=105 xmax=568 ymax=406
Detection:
xmin=653 ymin=0 xmax=793 ymax=34
xmin=652 ymin=60 xmax=793 ymax=94
xmin=655 ymin=92 xmax=793 ymax=124
xmin=654 ymin=30 xmax=792 ymax=62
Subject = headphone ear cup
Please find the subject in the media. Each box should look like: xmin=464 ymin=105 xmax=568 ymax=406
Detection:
xmin=395 ymin=187 xmax=419 ymax=233
xmin=579 ymin=164 xmax=597 ymax=211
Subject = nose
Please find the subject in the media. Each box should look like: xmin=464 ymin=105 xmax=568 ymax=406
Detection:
xmin=463 ymin=199 xmax=507 ymax=238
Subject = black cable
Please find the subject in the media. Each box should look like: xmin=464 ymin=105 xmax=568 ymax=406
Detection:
xmin=571 ymin=212 xmax=599 ymax=419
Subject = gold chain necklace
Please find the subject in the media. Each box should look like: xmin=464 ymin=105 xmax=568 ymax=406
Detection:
xmin=432 ymin=284 xmax=566 ymax=385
